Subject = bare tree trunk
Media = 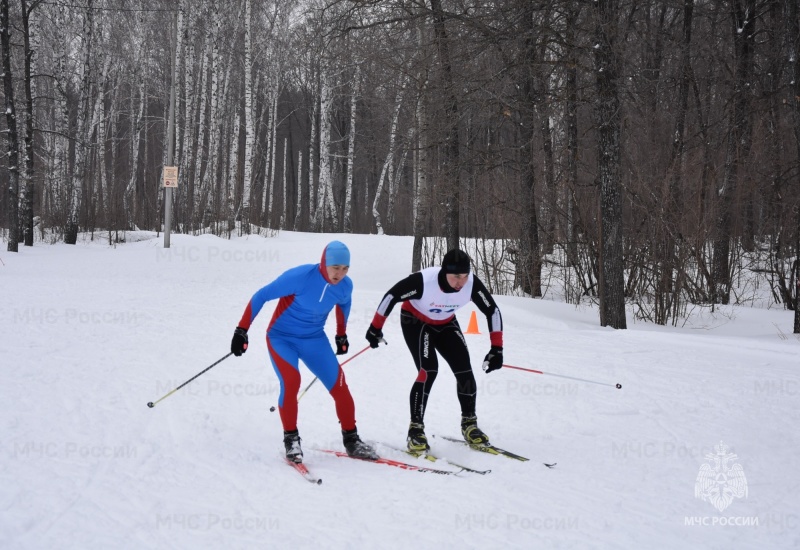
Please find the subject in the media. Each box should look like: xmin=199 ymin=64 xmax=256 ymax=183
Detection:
xmin=343 ymin=66 xmax=359 ymax=233
xmin=293 ymin=149 xmax=302 ymax=231
xmin=372 ymin=85 xmax=403 ymax=235
xmin=656 ymin=0 xmax=694 ymax=325
xmin=125 ymin=79 xmax=145 ymax=230
xmin=712 ymin=0 xmax=756 ymax=304
xmin=191 ymin=29 xmax=211 ymax=232
xmin=242 ymin=0 xmax=254 ymax=220
xmin=516 ymin=0 xmax=542 ymax=297
xmin=388 ymin=128 xmax=411 ymax=228
xmin=93 ymin=64 xmax=108 ymax=234
xmin=200 ymin=8 xmax=222 ymax=231
xmin=536 ymin=7 xmax=556 ymax=255
xmin=228 ymin=106 xmax=241 ymax=232
xmin=1 ymin=0 xmax=20 ymax=252
xmin=177 ymin=6 xmax=196 ymax=233
xmin=141 ymin=56 xmax=149 ymax=232
xmin=51 ymin=3 xmax=70 ymax=238
xmin=595 ymin=0 xmax=626 ymax=329
xmin=280 ymin=137 xmax=288 ymax=229
xmin=20 ymin=0 xmax=41 ymax=247
xmin=540 ymin=114 xmax=556 ymax=255
xmin=564 ymin=3 xmax=581 ymax=268
xmin=265 ymin=86 xmax=279 ymax=226
xmin=788 ymin=0 xmax=800 ymax=333
xmin=411 ymin=0 xmax=430 ymax=271
xmin=65 ymin=0 xmax=95 ymax=245
xmin=430 ymin=0 xmax=460 ymax=250
xmin=308 ymin=91 xmax=318 ymax=227
xmin=313 ymin=73 xmax=334 ymax=231
xmin=412 ymin=78 xmax=429 ymax=272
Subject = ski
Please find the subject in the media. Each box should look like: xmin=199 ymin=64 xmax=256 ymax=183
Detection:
xmin=376 ymin=442 xmax=492 ymax=475
xmin=436 ymin=435 xmax=544 ymax=465
xmin=284 ymin=457 xmax=323 ymax=485
xmin=316 ymin=449 xmax=462 ymax=476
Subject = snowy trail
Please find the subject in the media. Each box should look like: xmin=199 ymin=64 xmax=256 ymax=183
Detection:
xmin=2 ymin=231 xmax=799 ymax=549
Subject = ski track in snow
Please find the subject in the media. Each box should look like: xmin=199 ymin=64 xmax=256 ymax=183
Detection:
xmin=1 ymin=231 xmax=799 ymax=549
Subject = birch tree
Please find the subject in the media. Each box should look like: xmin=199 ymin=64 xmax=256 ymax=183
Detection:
xmin=65 ymin=0 xmax=95 ymax=245
xmin=241 ymin=0 xmax=254 ymax=222
xmin=263 ymin=85 xmax=279 ymax=226
xmin=49 ymin=3 xmax=71 ymax=237
xmin=178 ymin=6 xmax=199 ymax=231
xmin=387 ymin=127 xmax=411 ymax=228
xmin=313 ymin=71 xmax=335 ymax=231
xmin=343 ymin=66 xmax=359 ymax=233
xmin=189 ymin=17 xmax=211 ymax=232
xmin=280 ymin=137 xmax=288 ymax=228
xmin=372 ymin=84 xmax=404 ymax=235
xmin=293 ymin=149 xmax=302 ymax=231
xmin=227 ymin=104 xmax=241 ymax=231
xmin=200 ymin=6 xmax=225 ymax=230
xmin=411 ymin=5 xmax=430 ymax=272
xmin=303 ymin=82 xmax=316 ymax=225
xmin=20 ymin=0 xmax=43 ymax=247
xmin=90 ymin=58 xmax=110 ymax=233
xmin=125 ymin=75 xmax=146 ymax=229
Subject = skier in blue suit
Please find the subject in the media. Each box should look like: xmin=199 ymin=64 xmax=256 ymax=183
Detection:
xmin=231 ymin=241 xmax=377 ymax=463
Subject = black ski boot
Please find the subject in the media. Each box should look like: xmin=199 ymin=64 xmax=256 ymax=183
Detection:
xmin=461 ymin=416 xmax=490 ymax=446
xmin=283 ymin=429 xmax=303 ymax=463
xmin=407 ymin=422 xmax=430 ymax=454
xmin=342 ymin=428 xmax=378 ymax=460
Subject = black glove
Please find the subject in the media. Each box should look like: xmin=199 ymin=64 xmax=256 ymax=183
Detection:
xmin=231 ymin=327 xmax=249 ymax=356
xmin=482 ymin=346 xmax=503 ymax=373
xmin=365 ymin=324 xmax=386 ymax=349
xmin=335 ymin=335 xmax=349 ymax=355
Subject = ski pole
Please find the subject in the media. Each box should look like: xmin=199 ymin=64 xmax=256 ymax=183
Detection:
xmin=270 ymin=345 xmax=371 ymax=412
xmin=500 ymin=363 xmax=622 ymax=389
xmin=147 ymin=352 xmax=234 ymax=408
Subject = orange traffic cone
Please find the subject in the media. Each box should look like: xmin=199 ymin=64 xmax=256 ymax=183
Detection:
xmin=465 ymin=311 xmax=481 ymax=334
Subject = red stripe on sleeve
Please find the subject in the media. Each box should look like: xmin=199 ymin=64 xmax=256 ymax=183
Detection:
xmin=336 ymin=305 xmax=346 ymax=336
xmin=371 ymin=312 xmax=388 ymax=329
xmin=238 ymin=303 xmax=254 ymax=330
xmin=490 ymin=331 xmax=503 ymax=347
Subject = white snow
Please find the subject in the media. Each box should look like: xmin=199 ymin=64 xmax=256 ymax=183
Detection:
xmin=2 ymin=231 xmax=798 ymax=549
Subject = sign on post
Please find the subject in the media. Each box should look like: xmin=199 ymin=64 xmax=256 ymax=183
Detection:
xmin=163 ymin=166 xmax=178 ymax=188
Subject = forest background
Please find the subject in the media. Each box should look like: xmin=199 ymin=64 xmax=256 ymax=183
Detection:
xmin=2 ymin=0 xmax=799 ymax=331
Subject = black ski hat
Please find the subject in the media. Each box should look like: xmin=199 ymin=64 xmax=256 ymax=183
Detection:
xmin=441 ymin=249 xmax=471 ymax=274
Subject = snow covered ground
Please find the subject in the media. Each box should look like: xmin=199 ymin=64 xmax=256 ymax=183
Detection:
xmin=2 ymin=231 xmax=799 ymax=549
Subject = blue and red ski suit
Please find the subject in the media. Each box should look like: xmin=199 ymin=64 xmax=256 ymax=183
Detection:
xmin=237 ymin=250 xmax=356 ymax=432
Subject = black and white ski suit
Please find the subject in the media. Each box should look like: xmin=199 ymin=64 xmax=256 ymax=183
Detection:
xmin=370 ymin=267 xmax=503 ymax=422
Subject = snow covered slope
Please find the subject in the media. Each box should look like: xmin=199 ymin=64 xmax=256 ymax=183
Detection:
xmin=2 ymin=231 xmax=798 ymax=549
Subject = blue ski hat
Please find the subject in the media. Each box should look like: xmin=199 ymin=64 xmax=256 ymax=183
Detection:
xmin=324 ymin=240 xmax=350 ymax=266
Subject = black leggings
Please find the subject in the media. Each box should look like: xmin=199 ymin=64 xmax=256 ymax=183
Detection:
xmin=401 ymin=310 xmax=477 ymax=423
